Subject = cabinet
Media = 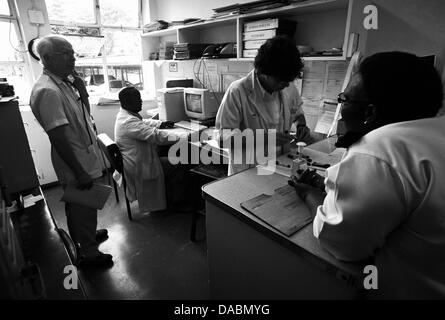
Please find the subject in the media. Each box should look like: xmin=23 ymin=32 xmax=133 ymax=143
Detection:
xmin=141 ymin=0 xmax=354 ymax=97
xmin=20 ymin=107 xmax=58 ymax=186
xmin=0 ymin=100 xmax=39 ymax=195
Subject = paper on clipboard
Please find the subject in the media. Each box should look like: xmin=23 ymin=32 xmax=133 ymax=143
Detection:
xmin=241 ymin=185 xmax=312 ymax=236
xmin=61 ymin=183 xmax=112 ymax=210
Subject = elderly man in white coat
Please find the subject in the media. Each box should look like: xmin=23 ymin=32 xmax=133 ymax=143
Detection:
xmin=114 ymin=87 xmax=190 ymax=212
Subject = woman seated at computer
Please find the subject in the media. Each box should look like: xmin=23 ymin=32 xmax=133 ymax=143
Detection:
xmin=114 ymin=87 xmax=200 ymax=213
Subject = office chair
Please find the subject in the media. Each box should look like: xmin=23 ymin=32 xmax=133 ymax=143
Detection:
xmin=97 ymin=133 xmax=132 ymax=221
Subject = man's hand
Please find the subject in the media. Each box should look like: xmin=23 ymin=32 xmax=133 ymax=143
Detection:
xmin=296 ymin=125 xmax=311 ymax=143
xmin=288 ymin=175 xmax=326 ymax=217
xmin=159 ymin=121 xmax=175 ymax=129
xmin=77 ymin=172 xmax=93 ymax=190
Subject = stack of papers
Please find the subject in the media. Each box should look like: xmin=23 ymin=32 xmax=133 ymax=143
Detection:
xmin=7 ymin=194 xmax=44 ymax=213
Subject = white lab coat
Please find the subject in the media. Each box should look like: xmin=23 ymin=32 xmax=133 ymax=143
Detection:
xmin=313 ymin=116 xmax=445 ymax=298
xmin=215 ymin=70 xmax=305 ymax=175
xmin=114 ymin=109 xmax=178 ymax=212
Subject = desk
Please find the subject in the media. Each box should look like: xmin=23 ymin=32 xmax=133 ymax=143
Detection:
xmin=202 ymin=165 xmax=366 ymax=299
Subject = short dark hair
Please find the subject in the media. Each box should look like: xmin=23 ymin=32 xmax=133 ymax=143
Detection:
xmin=254 ymin=36 xmax=303 ymax=82
xmin=118 ymin=86 xmax=140 ymax=109
xmin=359 ymin=51 xmax=443 ymax=122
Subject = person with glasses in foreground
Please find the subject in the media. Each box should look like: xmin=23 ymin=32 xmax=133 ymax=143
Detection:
xmin=290 ymin=51 xmax=445 ymax=299
xmin=30 ymin=35 xmax=112 ymax=268
xmin=215 ymin=36 xmax=312 ymax=175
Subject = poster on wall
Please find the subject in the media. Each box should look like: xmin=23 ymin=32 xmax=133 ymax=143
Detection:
xmin=221 ymin=73 xmax=245 ymax=92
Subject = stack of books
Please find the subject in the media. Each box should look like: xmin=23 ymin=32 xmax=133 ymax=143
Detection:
xmin=158 ymin=41 xmax=175 ymax=60
xmin=173 ymin=43 xmax=209 ymax=60
xmin=211 ymin=0 xmax=290 ymax=19
xmin=242 ymin=18 xmax=297 ymax=58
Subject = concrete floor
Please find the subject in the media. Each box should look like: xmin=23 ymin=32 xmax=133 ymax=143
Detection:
xmin=43 ymin=177 xmax=209 ymax=300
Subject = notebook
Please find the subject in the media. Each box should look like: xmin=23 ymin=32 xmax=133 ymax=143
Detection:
xmin=61 ymin=183 xmax=112 ymax=210
xmin=240 ymin=184 xmax=312 ymax=236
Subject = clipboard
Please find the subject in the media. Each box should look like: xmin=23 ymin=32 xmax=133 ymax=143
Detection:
xmin=61 ymin=183 xmax=112 ymax=210
xmin=241 ymin=185 xmax=312 ymax=237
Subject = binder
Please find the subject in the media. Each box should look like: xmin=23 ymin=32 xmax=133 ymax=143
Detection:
xmin=243 ymin=29 xmax=279 ymax=40
xmin=244 ymin=39 xmax=268 ymax=49
xmin=243 ymin=18 xmax=297 ymax=33
xmin=243 ymin=49 xmax=258 ymax=58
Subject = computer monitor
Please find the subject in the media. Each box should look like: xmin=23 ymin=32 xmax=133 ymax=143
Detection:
xmin=183 ymin=88 xmax=220 ymax=120
xmin=157 ymin=88 xmax=188 ymax=122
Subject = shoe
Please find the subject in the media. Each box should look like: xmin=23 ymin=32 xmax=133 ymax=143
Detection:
xmin=96 ymin=229 xmax=108 ymax=243
xmin=78 ymin=252 xmax=113 ymax=269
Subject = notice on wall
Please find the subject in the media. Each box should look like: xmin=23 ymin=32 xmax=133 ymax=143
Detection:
xmin=301 ymin=79 xmax=324 ymax=100
xmin=324 ymin=62 xmax=348 ymax=100
xmin=204 ymin=73 xmax=220 ymax=92
xmin=314 ymin=100 xmax=338 ymax=134
xmin=300 ymin=59 xmax=351 ymax=135
xmin=303 ymin=61 xmax=326 ymax=79
xmin=221 ymin=73 xmax=245 ymax=92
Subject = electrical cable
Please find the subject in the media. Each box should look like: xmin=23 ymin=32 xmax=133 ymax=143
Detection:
xmin=201 ymin=58 xmax=221 ymax=105
xmin=8 ymin=18 xmax=28 ymax=53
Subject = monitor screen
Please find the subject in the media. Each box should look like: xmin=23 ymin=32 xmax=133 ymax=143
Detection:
xmin=185 ymin=93 xmax=203 ymax=113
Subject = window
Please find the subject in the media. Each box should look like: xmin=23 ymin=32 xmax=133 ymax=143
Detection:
xmin=0 ymin=20 xmax=23 ymax=62
xmin=0 ymin=0 xmax=10 ymax=15
xmin=45 ymin=0 xmax=95 ymax=24
xmin=100 ymin=0 xmax=139 ymax=27
xmin=0 ymin=1 xmax=32 ymax=104
xmin=46 ymin=0 xmax=143 ymax=100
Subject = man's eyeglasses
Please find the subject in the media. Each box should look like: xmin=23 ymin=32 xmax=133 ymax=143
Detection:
xmin=337 ymin=92 xmax=371 ymax=105
xmin=52 ymin=51 xmax=76 ymax=57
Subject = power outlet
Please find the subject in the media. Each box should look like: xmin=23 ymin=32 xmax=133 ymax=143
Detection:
xmin=168 ymin=62 xmax=178 ymax=72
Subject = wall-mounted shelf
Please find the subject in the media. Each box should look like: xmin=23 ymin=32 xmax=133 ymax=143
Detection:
xmin=140 ymin=0 xmax=354 ymax=97
xmin=141 ymin=0 xmax=352 ymax=61
xmin=229 ymin=56 xmax=346 ymax=62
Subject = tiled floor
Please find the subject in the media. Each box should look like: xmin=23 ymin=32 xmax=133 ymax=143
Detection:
xmin=43 ymin=178 xmax=209 ymax=300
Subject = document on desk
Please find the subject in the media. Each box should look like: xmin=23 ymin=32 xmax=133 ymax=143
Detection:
xmin=241 ymin=185 xmax=312 ymax=237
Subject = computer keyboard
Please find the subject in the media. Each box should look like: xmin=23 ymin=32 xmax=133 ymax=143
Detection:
xmin=175 ymin=120 xmax=208 ymax=131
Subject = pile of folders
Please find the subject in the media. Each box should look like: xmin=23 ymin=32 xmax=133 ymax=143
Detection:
xmin=173 ymin=43 xmax=210 ymax=60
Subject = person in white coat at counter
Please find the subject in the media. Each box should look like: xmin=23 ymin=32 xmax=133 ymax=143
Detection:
xmin=291 ymin=52 xmax=445 ymax=299
xmin=114 ymin=87 xmax=191 ymax=213
xmin=215 ymin=36 xmax=311 ymax=175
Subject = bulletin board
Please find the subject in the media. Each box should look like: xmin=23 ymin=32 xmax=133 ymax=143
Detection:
xmin=300 ymin=52 xmax=361 ymax=136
